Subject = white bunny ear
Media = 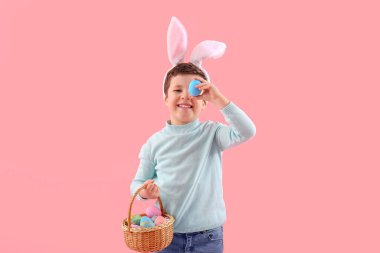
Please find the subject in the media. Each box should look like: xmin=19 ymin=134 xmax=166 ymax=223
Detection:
xmin=190 ymin=40 xmax=226 ymax=67
xmin=167 ymin=17 xmax=188 ymax=66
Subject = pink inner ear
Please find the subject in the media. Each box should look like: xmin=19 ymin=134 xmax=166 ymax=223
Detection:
xmin=167 ymin=17 xmax=188 ymax=65
xmin=190 ymin=40 xmax=226 ymax=66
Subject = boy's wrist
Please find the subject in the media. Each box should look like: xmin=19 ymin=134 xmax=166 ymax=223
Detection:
xmin=139 ymin=189 xmax=148 ymax=199
xmin=214 ymin=96 xmax=230 ymax=109
xmin=139 ymin=194 xmax=148 ymax=200
xmin=137 ymin=193 xmax=148 ymax=200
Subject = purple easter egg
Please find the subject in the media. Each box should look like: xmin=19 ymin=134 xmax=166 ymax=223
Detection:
xmin=146 ymin=206 xmax=161 ymax=218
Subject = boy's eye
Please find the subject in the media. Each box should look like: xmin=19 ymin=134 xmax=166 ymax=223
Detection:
xmin=174 ymin=90 xmax=182 ymax=92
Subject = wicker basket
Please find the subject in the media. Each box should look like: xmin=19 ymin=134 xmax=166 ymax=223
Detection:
xmin=122 ymin=185 xmax=175 ymax=252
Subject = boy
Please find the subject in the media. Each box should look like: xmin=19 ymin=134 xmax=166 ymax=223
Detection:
xmin=130 ymin=62 xmax=256 ymax=252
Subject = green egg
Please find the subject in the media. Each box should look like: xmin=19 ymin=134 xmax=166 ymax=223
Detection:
xmin=131 ymin=214 xmax=141 ymax=225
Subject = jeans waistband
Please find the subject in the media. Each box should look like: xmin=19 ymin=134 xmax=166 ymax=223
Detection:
xmin=175 ymin=226 xmax=222 ymax=236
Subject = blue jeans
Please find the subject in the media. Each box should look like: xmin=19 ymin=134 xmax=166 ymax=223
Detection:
xmin=157 ymin=226 xmax=223 ymax=253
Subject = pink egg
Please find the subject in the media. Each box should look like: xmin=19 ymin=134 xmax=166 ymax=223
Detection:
xmin=146 ymin=206 xmax=161 ymax=218
xmin=154 ymin=216 xmax=166 ymax=226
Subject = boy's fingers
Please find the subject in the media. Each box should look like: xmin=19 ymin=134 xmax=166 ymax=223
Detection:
xmin=197 ymin=84 xmax=211 ymax=90
xmin=194 ymin=76 xmax=207 ymax=83
xmin=142 ymin=180 xmax=159 ymax=196
xmin=143 ymin=179 xmax=154 ymax=187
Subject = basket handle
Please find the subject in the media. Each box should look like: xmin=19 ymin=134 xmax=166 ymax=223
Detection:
xmin=127 ymin=184 xmax=167 ymax=232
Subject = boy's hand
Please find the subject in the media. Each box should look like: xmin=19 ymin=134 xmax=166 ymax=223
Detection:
xmin=139 ymin=179 xmax=160 ymax=199
xmin=193 ymin=77 xmax=230 ymax=109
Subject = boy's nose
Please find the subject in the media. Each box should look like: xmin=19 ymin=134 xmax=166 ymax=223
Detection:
xmin=181 ymin=89 xmax=191 ymax=100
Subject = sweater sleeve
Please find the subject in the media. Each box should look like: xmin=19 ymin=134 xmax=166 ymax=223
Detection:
xmin=130 ymin=141 xmax=156 ymax=201
xmin=215 ymin=102 xmax=256 ymax=151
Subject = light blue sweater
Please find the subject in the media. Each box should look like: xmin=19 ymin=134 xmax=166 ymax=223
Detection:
xmin=130 ymin=102 xmax=256 ymax=233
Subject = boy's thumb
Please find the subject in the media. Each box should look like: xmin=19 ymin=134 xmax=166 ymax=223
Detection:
xmin=194 ymin=94 xmax=204 ymax=100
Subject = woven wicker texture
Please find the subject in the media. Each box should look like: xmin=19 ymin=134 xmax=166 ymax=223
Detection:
xmin=122 ymin=185 xmax=175 ymax=252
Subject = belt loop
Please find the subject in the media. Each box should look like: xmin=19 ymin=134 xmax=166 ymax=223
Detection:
xmin=185 ymin=233 xmax=192 ymax=252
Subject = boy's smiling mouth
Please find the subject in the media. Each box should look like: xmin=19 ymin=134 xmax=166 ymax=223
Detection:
xmin=177 ymin=103 xmax=193 ymax=109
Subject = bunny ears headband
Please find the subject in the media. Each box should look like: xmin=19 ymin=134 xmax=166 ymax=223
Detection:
xmin=163 ymin=16 xmax=227 ymax=97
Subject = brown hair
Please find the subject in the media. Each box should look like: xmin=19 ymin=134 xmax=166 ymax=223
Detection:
xmin=163 ymin=62 xmax=208 ymax=97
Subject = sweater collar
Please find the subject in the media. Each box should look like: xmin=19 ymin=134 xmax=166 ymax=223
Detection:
xmin=164 ymin=119 xmax=201 ymax=134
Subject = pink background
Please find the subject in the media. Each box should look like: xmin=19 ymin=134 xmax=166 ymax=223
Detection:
xmin=1 ymin=0 xmax=379 ymax=252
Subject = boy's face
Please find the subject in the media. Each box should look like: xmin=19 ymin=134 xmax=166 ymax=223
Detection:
xmin=164 ymin=74 xmax=207 ymax=125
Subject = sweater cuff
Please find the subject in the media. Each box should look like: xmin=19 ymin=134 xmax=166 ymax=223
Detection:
xmin=220 ymin=101 xmax=236 ymax=113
